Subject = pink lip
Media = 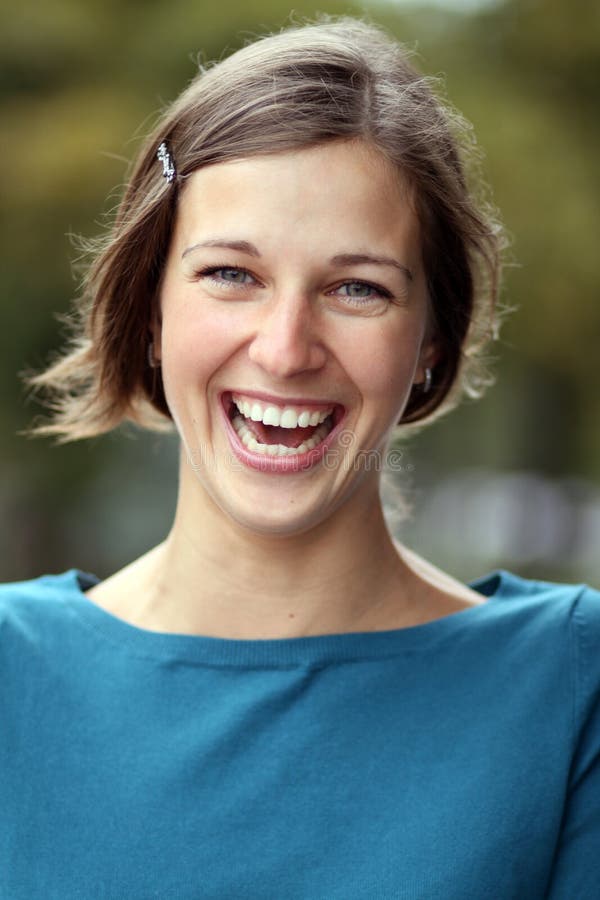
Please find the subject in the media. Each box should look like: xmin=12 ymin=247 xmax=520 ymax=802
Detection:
xmin=220 ymin=393 xmax=347 ymax=475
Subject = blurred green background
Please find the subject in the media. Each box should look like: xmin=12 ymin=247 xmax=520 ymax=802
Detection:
xmin=2 ymin=0 xmax=599 ymax=585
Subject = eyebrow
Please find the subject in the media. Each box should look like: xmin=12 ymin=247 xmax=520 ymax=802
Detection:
xmin=182 ymin=239 xmax=260 ymax=258
xmin=330 ymin=253 xmax=413 ymax=282
xmin=182 ymin=240 xmax=413 ymax=281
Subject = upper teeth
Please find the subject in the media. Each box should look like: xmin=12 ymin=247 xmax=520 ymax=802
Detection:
xmin=232 ymin=394 xmax=333 ymax=428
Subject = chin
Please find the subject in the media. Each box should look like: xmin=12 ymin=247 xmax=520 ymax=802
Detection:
xmin=221 ymin=498 xmax=333 ymax=540
xmin=210 ymin=477 xmax=354 ymax=539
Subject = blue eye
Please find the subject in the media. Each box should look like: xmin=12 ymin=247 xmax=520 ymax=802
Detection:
xmin=200 ymin=266 xmax=254 ymax=285
xmin=338 ymin=282 xmax=381 ymax=299
xmin=334 ymin=281 xmax=391 ymax=307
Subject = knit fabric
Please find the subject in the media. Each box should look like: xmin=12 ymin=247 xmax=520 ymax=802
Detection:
xmin=1 ymin=569 xmax=599 ymax=899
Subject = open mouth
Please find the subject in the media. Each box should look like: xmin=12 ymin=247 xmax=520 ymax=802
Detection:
xmin=223 ymin=392 xmax=345 ymax=458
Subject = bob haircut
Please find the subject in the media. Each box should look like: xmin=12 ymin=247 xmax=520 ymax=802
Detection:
xmin=26 ymin=15 xmax=505 ymax=442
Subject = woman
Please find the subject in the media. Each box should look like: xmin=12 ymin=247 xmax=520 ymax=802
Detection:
xmin=2 ymin=16 xmax=598 ymax=899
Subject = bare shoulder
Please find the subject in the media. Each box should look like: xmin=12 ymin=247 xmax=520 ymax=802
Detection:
xmin=398 ymin=544 xmax=487 ymax=619
xmin=354 ymin=543 xmax=489 ymax=634
xmin=84 ymin=545 xmax=166 ymax=626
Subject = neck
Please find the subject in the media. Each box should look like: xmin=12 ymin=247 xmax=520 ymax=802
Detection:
xmin=132 ymin=469 xmax=415 ymax=639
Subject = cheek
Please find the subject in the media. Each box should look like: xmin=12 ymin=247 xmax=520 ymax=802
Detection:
xmin=159 ymin=307 xmax=234 ymax=410
xmin=344 ymin=324 xmax=422 ymax=403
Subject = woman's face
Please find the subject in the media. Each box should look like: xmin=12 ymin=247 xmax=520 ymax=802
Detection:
xmin=156 ymin=139 xmax=437 ymax=536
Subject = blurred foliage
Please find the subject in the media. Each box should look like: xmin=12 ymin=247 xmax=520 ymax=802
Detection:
xmin=1 ymin=0 xmax=598 ymax=581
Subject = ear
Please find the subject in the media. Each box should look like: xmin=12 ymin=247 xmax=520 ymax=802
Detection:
xmin=149 ymin=309 xmax=163 ymax=365
xmin=413 ymin=337 xmax=440 ymax=386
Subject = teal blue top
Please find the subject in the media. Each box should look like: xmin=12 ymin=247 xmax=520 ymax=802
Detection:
xmin=1 ymin=569 xmax=599 ymax=899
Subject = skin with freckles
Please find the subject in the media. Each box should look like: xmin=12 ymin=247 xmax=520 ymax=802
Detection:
xmin=87 ymin=139 xmax=485 ymax=638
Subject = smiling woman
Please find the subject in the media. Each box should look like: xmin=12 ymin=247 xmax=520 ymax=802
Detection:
xmin=24 ymin=18 xmax=501 ymax=440
xmin=153 ymin=141 xmax=433 ymax=532
xmin=3 ymin=14 xmax=600 ymax=900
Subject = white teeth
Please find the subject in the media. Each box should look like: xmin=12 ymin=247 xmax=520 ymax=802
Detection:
xmin=231 ymin=411 xmax=333 ymax=457
xmin=262 ymin=405 xmax=281 ymax=426
xmin=279 ymin=408 xmax=298 ymax=428
xmin=232 ymin=394 xmax=333 ymax=429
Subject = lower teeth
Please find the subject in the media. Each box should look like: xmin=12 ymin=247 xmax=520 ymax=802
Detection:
xmin=231 ymin=415 xmax=330 ymax=457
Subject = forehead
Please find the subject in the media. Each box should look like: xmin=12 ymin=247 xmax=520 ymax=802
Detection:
xmin=172 ymin=140 xmax=420 ymax=260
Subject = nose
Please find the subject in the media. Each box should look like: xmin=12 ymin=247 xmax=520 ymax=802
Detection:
xmin=247 ymin=293 xmax=327 ymax=378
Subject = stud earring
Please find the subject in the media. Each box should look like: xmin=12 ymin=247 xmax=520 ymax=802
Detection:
xmin=422 ymin=367 xmax=432 ymax=393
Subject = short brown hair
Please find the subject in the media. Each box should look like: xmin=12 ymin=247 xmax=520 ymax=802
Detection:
xmin=25 ymin=15 xmax=506 ymax=441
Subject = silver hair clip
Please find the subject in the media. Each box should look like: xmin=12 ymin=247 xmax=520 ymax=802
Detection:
xmin=157 ymin=141 xmax=176 ymax=184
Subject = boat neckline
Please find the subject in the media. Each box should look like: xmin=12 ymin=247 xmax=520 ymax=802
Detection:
xmin=55 ymin=567 xmax=513 ymax=666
